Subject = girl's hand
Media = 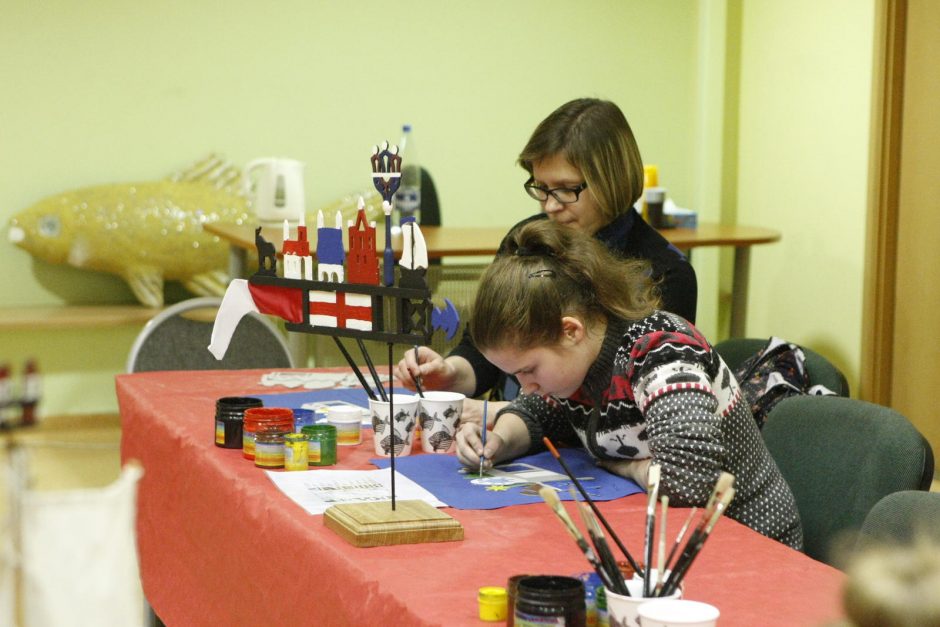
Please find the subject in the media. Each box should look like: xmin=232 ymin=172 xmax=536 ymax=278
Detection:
xmin=596 ymin=458 xmax=653 ymax=485
xmin=393 ymin=346 xmax=456 ymax=391
xmin=455 ymin=421 xmax=503 ymax=471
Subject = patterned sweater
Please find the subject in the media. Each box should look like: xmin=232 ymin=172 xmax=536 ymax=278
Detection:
xmin=500 ymin=312 xmax=803 ymax=549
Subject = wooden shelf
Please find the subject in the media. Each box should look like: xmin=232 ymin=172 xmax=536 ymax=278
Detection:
xmin=0 ymin=305 xmax=160 ymax=331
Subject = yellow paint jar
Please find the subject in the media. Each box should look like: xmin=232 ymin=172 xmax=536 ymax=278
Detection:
xmin=478 ymin=586 xmax=508 ymax=622
xmin=284 ymin=433 xmax=309 ymax=471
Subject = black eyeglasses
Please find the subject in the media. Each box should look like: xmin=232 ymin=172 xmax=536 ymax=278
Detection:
xmin=523 ymin=176 xmax=589 ymax=204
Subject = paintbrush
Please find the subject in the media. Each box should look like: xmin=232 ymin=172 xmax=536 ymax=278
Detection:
xmin=357 ymin=338 xmax=387 ymax=402
xmin=479 ymin=400 xmax=488 ymax=477
xmin=331 ymin=337 xmax=377 ymax=401
xmin=571 ymin=496 xmax=630 ymax=595
xmin=706 ymin=471 xmax=735 ymax=513
xmin=538 ymin=486 xmax=619 ymax=592
xmin=663 ymin=506 xmax=697 ymax=576
xmin=411 ymin=345 xmax=425 ymax=398
xmin=658 ymin=472 xmax=734 ymax=592
xmin=542 ymin=437 xmax=643 ymax=575
xmin=642 ymin=464 xmax=661 ymax=597
xmin=660 ymin=487 xmax=735 ymax=596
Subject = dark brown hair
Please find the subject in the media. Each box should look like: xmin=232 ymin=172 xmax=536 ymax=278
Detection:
xmin=471 ymin=220 xmax=660 ymax=351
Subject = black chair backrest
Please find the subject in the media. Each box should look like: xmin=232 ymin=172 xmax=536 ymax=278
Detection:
xmin=419 ymin=167 xmax=440 ymax=227
xmin=127 ymin=297 xmax=293 ymax=373
xmin=762 ymin=395 xmax=934 ymax=567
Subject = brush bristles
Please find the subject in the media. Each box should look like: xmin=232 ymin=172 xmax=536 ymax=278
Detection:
xmin=647 ymin=463 xmax=661 ymax=490
xmin=539 ymin=485 xmax=561 ymax=508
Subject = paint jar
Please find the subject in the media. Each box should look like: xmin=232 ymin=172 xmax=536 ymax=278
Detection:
xmin=215 ymin=396 xmax=263 ymax=449
xmin=292 ymin=408 xmax=317 ymax=433
xmin=478 ymin=586 xmax=508 ymax=622
xmin=254 ymin=429 xmax=289 ymax=469
xmin=513 ymin=576 xmax=586 ymax=627
xmin=243 ymin=407 xmax=294 ymax=461
xmin=301 ymin=424 xmax=337 ymax=466
xmin=284 ymin=433 xmax=309 ymax=471
xmin=506 ymin=574 xmax=532 ymax=626
xmin=327 ymin=405 xmax=364 ymax=446
xmin=575 ymin=572 xmax=605 ymax=627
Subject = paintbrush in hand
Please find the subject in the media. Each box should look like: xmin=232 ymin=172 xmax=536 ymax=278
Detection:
xmin=479 ymin=400 xmax=488 ymax=477
xmin=538 ymin=487 xmax=619 ymax=593
xmin=411 ymin=345 xmax=425 ymax=398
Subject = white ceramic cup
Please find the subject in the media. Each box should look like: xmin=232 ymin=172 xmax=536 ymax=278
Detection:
xmin=605 ymin=578 xmax=682 ymax=627
xmin=326 ymin=405 xmax=363 ymax=446
xmin=637 ymin=599 xmax=720 ymax=627
xmin=369 ymin=395 xmax=420 ymax=457
xmin=418 ymin=391 xmax=465 ymax=454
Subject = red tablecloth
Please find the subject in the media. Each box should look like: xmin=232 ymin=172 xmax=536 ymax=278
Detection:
xmin=117 ymin=369 xmax=845 ymax=626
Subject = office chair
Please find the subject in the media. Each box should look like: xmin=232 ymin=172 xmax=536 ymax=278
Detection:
xmin=126 ymin=296 xmax=294 ymax=373
xmin=855 ymin=490 xmax=940 ymax=550
xmin=714 ymin=337 xmax=850 ymax=396
xmin=762 ymin=395 xmax=934 ymax=568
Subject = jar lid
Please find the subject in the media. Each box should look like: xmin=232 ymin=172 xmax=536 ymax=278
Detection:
xmin=244 ymin=407 xmax=293 ymax=421
xmin=216 ymin=396 xmax=263 ymax=409
xmin=285 ymin=433 xmax=308 ymax=442
xmin=302 ymin=424 xmax=337 ymax=437
xmin=255 ymin=432 xmax=287 ymax=442
xmin=478 ymin=586 xmax=507 ymax=602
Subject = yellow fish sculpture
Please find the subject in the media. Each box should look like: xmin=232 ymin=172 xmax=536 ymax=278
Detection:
xmin=7 ymin=155 xmax=250 ymax=308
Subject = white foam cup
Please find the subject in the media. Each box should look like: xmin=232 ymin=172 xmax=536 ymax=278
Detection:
xmin=636 ymin=599 xmax=720 ymax=627
xmin=605 ymin=577 xmax=682 ymax=627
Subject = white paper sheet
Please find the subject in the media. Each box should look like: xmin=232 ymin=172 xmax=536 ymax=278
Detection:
xmin=266 ymin=468 xmax=448 ymax=515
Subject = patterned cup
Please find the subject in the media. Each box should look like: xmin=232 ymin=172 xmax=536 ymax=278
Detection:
xmin=418 ymin=391 xmax=465 ymax=454
xmin=369 ymin=395 xmax=420 ymax=457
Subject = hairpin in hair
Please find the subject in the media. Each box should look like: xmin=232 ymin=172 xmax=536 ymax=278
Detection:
xmin=527 ymin=269 xmax=555 ymax=278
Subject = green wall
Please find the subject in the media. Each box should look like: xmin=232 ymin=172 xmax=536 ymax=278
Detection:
xmin=735 ymin=0 xmax=875 ymax=391
xmin=0 ymin=1 xmax=875 ymax=416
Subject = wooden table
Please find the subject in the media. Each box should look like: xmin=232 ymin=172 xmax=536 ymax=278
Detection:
xmin=203 ymin=221 xmax=780 ymax=338
xmin=117 ymin=368 xmax=844 ymax=627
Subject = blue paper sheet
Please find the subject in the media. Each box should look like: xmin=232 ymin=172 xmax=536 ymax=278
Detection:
xmin=371 ymin=448 xmax=643 ymax=510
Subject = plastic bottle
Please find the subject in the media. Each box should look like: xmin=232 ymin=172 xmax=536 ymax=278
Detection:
xmin=20 ymin=359 xmax=40 ymax=427
xmin=0 ymin=363 xmax=12 ymax=429
xmin=393 ymin=123 xmax=422 ymax=226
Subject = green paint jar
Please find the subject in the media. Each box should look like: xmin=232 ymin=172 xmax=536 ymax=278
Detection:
xmin=302 ymin=424 xmax=337 ymax=466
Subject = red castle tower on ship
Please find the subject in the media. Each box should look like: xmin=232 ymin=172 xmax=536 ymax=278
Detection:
xmin=347 ymin=198 xmax=379 ymax=285
xmin=282 ymin=213 xmax=313 ymax=280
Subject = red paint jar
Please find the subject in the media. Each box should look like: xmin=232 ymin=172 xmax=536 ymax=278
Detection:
xmin=242 ymin=407 xmax=294 ymax=460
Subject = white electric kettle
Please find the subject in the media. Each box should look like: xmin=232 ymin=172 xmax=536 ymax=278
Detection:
xmin=245 ymin=157 xmax=306 ymax=225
